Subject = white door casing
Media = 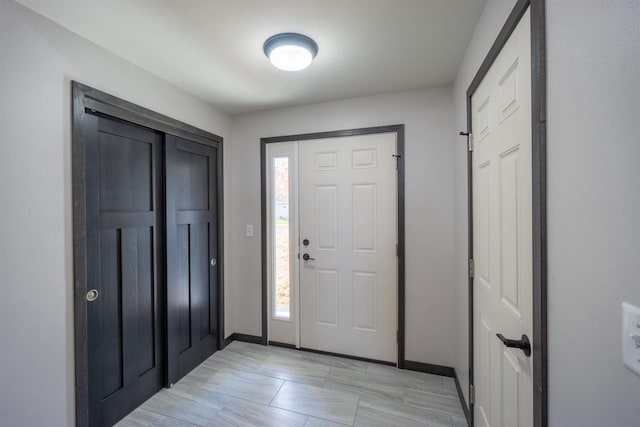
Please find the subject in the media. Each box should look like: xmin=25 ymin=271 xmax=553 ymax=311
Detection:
xmin=472 ymin=8 xmax=533 ymax=427
xmin=298 ymin=133 xmax=398 ymax=362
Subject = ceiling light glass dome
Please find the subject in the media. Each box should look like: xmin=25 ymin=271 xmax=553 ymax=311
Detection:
xmin=264 ymin=33 xmax=318 ymax=72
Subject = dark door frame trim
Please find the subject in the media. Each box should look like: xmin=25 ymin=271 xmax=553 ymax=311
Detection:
xmin=463 ymin=1 xmax=547 ymax=426
xmin=71 ymin=81 xmax=225 ymax=427
xmin=260 ymin=124 xmax=406 ymax=367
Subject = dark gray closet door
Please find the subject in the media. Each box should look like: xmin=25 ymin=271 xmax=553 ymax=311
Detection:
xmin=85 ymin=114 xmax=165 ymax=427
xmin=165 ymin=135 xmax=219 ymax=384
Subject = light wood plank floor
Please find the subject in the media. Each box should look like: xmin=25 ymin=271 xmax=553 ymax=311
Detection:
xmin=117 ymin=341 xmax=466 ymax=427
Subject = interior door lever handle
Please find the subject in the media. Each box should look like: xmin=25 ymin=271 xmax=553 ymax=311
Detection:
xmin=496 ymin=333 xmax=531 ymax=357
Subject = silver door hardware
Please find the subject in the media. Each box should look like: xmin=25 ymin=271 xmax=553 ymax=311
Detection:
xmin=86 ymin=289 xmax=99 ymax=302
xmin=210 ymin=258 xmax=217 ymax=267
xmin=469 ymin=258 xmax=475 ymax=279
xmin=469 ymin=384 xmax=475 ymax=404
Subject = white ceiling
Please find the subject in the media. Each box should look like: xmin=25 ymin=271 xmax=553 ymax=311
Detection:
xmin=17 ymin=0 xmax=486 ymax=114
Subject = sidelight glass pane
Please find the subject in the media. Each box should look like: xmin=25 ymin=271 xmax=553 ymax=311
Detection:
xmin=273 ymin=157 xmax=290 ymax=319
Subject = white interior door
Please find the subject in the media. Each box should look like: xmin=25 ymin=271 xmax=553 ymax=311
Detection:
xmin=472 ymin=8 xmax=533 ymax=427
xmin=298 ymin=133 xmax=398 ymax=362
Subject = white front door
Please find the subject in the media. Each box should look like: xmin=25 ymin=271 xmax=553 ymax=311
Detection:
xmin=298 ymin=133 xmax=398 ymax=362
xmin=472 ymin=8 xmax=533 ymax=427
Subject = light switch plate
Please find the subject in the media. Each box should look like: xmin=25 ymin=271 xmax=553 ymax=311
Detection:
xmin=622 ymin=302 xmax=640 ymax=377
xmin=245 ymin=224 xmax=254 ymax=237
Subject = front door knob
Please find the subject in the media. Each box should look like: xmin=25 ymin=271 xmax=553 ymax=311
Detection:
xmin=302 ymin=253 xmax=315 ymax=261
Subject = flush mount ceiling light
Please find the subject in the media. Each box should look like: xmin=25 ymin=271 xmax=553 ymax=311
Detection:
xmin=263 ymin=33 xmax=318 ymax=72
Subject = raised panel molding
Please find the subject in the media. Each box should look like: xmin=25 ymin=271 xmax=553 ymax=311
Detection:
xmin=500 ymin=147 xmax=521 ymax=319
xmin=477 ymin=97 xmax=491 ymax=142
xmin=353 ymin=271 xmax=377 ymax=331
xmin=316 ymin=185 xmax=338 ymax=250
xmin=477 ymin=161 xmax=491 ymax=288
xmin=499 ymin=58 xmax=520 ymax=122
xmin=353 ymin=184 xmax=376 ymax=252
xmin=502 ymin=349 xmax=521 ymax=427
xmin=352 ymin=148 xmax=377 ymax=169
xmin=479 ymin=315 xmax=493 ymax=427
xmin=316 ymin=270 xmax=338 ymax=326
xmin=315 ymin=151 xmax=337 ymax=171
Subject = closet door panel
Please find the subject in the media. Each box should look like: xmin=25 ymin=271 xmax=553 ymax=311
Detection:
xmin=166 ymin=134 xmax=220 ymax=384
xmin=86 ymin=114 xmax=164 ymax=427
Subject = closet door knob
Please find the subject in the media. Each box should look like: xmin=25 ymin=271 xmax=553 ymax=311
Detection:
xmin=86 ymin=289 xmax=99 ymax=302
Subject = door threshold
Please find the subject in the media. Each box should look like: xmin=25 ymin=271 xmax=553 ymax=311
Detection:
xmin=268 ymin=341 xmax=396 ymax=366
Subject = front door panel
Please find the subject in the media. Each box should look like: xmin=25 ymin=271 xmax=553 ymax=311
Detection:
xmin=298 ymin=133 xmax=397 ymax=363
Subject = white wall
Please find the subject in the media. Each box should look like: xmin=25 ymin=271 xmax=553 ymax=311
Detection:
xmin=452 ymin=0 xmax=640 ymax=422
xmin=546 ymin=1 xmax=640 ymax=425
xmin=0 ymin=1 xmax=231 ymax=426
xmin=4 ymin=0 xmax=638 ymax=424
xmin=451 ymin=0 xmax=517 ymax=404
xmin=228 ymin=87 xmax=457 ymax=365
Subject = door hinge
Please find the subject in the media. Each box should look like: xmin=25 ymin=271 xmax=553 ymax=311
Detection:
xmin=469 ymin=384 xmax=475 ymax=405
xmin=397 ymin=330 xmax=399 ymax=343
xmin=468 ymin=133 xmax=474 ymax=152
xmin=469 ymin=258 xmax=475 ymax=279
xmin=396 ymin=244 xmax=399 ymax=257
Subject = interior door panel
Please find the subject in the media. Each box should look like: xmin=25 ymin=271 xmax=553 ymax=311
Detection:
xmin=472 ymin=9 xmax=533 ymax=427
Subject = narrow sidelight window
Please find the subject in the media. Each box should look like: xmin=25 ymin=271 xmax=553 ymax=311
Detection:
xmin=272 ymin=156 xmax=290 ymax=319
